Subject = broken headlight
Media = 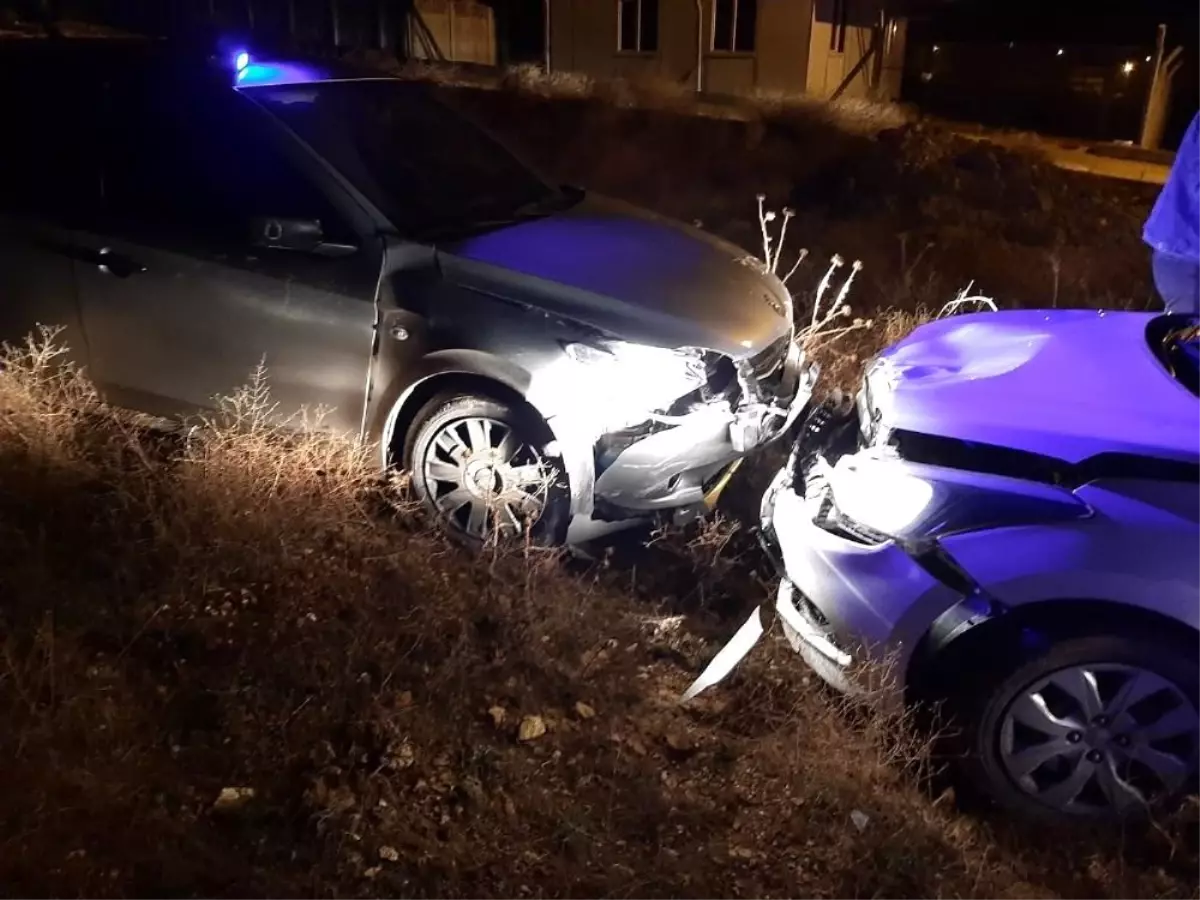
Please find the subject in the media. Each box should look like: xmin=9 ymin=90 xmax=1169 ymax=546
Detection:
xmin=561 ymin=340 xmax=709 ymax=397
xmin=559 ymin=340 xmax=713 ymax=432
xmin=824 ymin=450 xmax=1093 ymax=544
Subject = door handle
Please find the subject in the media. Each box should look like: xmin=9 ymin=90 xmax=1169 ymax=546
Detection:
xmin=94 ymin=247 xmax=146 ymax=278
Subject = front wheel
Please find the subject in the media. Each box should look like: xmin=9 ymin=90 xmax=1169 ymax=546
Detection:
xmin=954 ymin=633 xmax=1199 ymax=825
xmin=404 ymin=393 xmax=570 ymax=546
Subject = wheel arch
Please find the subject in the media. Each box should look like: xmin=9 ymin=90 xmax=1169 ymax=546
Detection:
xmin=371 ymin=350 xmax=597 ymax=521
xmin=381 ymin=371 xmax=551 ymax=469
xmin=906 ymin=597 xmax=1200 ymax=709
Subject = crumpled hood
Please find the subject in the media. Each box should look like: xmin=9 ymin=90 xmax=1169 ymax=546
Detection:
xmin=436 ymin=194 xmax=791 ymax=359
xmin=869 ymin=309 xmax=1200 ymax=464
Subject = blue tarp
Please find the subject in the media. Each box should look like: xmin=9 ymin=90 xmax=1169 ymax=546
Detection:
xmin=1144 ymin=111 xmax=1200 ymax=263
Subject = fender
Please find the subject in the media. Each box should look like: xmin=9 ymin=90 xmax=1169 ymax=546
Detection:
xmin=365 ymin=348 xmax=597 ymax=516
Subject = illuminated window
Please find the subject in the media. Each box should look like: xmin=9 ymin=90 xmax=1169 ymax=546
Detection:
xmin=618 ymin=0 xmax=659 ymax=53
xmin=713 ymin=0 xmax=757 ymax=52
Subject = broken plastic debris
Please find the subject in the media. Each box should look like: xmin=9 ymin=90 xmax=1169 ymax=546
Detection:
xmin=680 ymin=605 xmax=765 ymax=702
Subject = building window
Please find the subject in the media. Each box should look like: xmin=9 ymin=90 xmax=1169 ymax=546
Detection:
xmin=712 ymin=0 xmax=757 ymax=53
xmin=618 ymin=0 xmax=659 ymax=53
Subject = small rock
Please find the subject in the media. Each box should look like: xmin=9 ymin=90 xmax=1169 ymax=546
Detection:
xmin=850 ymin=810 xmax=870 ymax=832
xmin=488 ymin=706 xmax=507 ymax=728
xmin=518 ymin=715 xmax=547 ymax=742
xmin=729 ymin=846 xmax=754 ymax=860
xmin=387 ymin=741 xmax=415 ymax=770
xmin=212 ymin=786 xmax=255 ymax=814
xmin=574 ymin=701 xmax=596 ymax=720
xmin=665 ymin=729 xmax=696 ymax=754
xmin=461 ymin=777 xmax=486 ymax=807
xmin=363 ymin=866 xmax=381 ymax=879
xmin=378 ymin=845 xmax=400 ymax=862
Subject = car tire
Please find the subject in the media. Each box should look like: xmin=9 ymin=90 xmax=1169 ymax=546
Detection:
xmin=951 ymin=632 xmax=1199 ymax=826
xmin=404 ymin=392 xmax=570 ymax=547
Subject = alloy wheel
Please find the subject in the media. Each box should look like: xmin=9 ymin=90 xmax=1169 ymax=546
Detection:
xmin=997 ymin=663 xmax=1199 ymax=816
xmin=421 ymin=415 xmax=550 ymax=540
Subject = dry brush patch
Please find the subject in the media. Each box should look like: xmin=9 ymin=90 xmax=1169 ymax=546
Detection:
xmin=1 ymin=333 xmax=1196 ymax=898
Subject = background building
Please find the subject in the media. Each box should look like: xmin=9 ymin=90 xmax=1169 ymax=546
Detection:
xmin=547 ymin=0 xmax=908 ymax=101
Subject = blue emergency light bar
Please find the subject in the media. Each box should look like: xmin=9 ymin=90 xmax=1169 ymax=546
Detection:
xmin=218 ymin=47 xmax=334 ymax=88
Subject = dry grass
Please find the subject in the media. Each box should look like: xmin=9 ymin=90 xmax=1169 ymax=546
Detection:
xmin=1 ymin=327 xmax=1196 ymax=899
xmin=345 ymin=52 xmax=913 ymax=135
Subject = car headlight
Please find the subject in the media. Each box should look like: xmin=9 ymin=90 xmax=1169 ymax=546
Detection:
xmin=832 ymin=462 xmax=935 ymax=536
xmin=826 ymin=450 xmax=1092 ymax=542
xmin=562 ymin=340 xmax=709 ymax=397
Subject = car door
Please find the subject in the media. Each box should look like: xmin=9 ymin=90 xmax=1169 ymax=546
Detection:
xmin=0 ymin=52 xmax=101 ymax=371
xmin=74 ymin=65 xmax=383 ymax=436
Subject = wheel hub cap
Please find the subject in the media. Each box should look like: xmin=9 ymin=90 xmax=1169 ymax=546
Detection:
xmin=998 ymin=663 xmax=1199 ymax=817
xmin=422 ymin=415 xmax=549 ymax=540
xmin=465 ymin=459 xmax=505 ymax=497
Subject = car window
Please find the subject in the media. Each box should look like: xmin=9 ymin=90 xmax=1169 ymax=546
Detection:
xmin=245 ymin=79 xmax=567 ymax=240
xmin=0 ymin=56 xmax=102 ymax=219
xmin=100 ymin=74 xmax=357 ymax=249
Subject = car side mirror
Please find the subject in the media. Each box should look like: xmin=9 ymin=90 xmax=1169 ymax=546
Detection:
xmin=250 ymin=217 xmax=358 ymax=258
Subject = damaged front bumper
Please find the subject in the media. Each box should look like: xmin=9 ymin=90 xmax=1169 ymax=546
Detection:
xmin=589 ymin=335 xmax=816 ymax=520
xmin=683 ymin=397 xmax=987 ymax=703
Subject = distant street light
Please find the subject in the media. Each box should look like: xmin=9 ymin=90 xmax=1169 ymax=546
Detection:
xmin=1122 ymin=61 xmax=1135 ymax=75
xmin=1056 ymin=48 xmax=1064 ymax=56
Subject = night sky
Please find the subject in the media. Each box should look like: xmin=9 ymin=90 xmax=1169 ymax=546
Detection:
xmin=907 ymin=0 xmax=1198 ymax=42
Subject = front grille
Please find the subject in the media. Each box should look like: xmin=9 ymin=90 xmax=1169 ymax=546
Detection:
xmin=791 ymin=399 xmax=861 ymax=495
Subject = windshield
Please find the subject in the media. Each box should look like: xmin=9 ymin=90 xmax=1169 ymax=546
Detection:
xmin=244 ymin=79 xmax=565 ymax=239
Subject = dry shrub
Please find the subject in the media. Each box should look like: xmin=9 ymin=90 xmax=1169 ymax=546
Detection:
xmin=383 ymin=57 xmax=906 ymax=134
xmin=500 ymin=62 xmax=598 ymax=100
xmin=0 ymin=327 xmax=106 ymax=468
xmin=749 ymin=87 xmax=913 ymax=135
